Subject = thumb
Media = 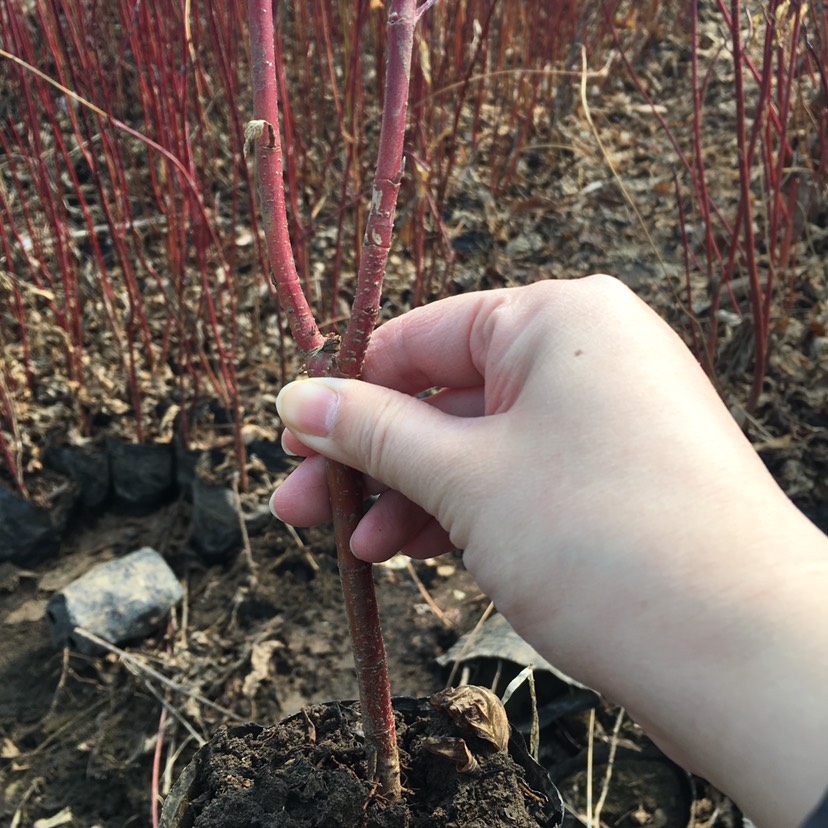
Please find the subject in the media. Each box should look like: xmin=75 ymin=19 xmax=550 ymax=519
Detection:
xmin=276 ymin=377 xmax=470 ymax=518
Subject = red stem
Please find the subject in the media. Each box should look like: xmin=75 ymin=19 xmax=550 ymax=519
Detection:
xmin=730 ymin=0 xmax=767 ymax=411
xmin=690 ymin=3 xmax=719 ymax=375
xmin=336 ymin=0 xmax=416 ymax=380
xmin=325 ymin=4 xmax=416 ymax=798
xmin=247 ymin=0 xmax=325 ymax=358
xmin=247 ymin=0 xmax=417 ymax=801
xmin=274 ymin=20 xmax=311 ymax=304
xmin=325 ymin=460 xmax=400 ymax=798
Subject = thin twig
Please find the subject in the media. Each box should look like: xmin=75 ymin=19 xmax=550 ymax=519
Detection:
xmin=151 ymin=706 xmax=167 ymax=828
xmin=164 ymin=734 xmax=197 ymax=796
xmin=283 ymin=522 xmax=320 ymax=572
xmin=528 ymin=668 xmax=539 ymax=762
xmin=231 ymin=471 xmax=256 ymax=574
xmin=593 ymin=707 xmax=626 ymax=826
xmin=141 ymin=677 xmax=208 ymax=749
xmin=586 ymin=707 xmax=596 ymax=827
xmin=578 ymin=48 xmax=669 ymax=282
xmin=9 ymin=779 xmax=40 ymax=828
xmin=0 ymin=49 xmax=228 ymax=272
xmin=73 ymin=629 xmax=245 ymax=722
xmin=445 ymin=600 xmax=495 ymax=688
xmin=404 ymin=560 xmax=453 ymax=628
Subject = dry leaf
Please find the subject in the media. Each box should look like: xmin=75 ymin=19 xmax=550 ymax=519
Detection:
xmin=430 ymin=685 xmax=510 ymax=753
xmin=33 ymin=808 xmax=73 ymax=828
xmin=421 ymin=736 xmax=479 ymax=773
xmin=1 ymin=737 xmax=20 ymax=758
xmin=242 ymin=640 xmax=282 ymax=699
xmin=437 ymin=613 xmax=591 ymax=690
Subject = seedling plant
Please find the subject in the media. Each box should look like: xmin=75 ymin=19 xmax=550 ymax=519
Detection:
xmin=246 ymin=0 xmax=423 ymax=799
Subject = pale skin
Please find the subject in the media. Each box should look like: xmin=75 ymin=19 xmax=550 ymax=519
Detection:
xmin=270 ymin=275 xmax=828 ymax=828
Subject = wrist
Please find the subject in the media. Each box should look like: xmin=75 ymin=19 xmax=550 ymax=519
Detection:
xmin=609 ymin=500 xmax=828 ymax=827
xmin=487 ymin=479 xmax=828 ymax=827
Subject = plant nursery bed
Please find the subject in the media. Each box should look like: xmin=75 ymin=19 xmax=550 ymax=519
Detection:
xmin=2 ymin=2 xmax=826 ymax=827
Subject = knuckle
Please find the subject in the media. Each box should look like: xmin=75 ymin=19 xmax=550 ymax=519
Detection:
xmin=582 ymin=272 xmax=634 ymax=306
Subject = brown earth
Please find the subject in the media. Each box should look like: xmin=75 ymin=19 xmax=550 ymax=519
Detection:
xmin=0 ymin=504 xmax=742 ymax=828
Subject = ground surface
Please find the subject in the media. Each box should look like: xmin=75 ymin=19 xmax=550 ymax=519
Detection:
xmin=0 ymin=507 xmax=742 ymax=828
xmin=2 ymin=4 xmax=826 ymax=828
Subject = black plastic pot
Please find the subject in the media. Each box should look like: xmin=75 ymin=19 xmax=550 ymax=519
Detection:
xmin=190 ymin=472 xmax=242 ymax=564
xmin=46 ymin=443 xmax=110 ymax=510
xmin=0 ymin=473 xmax=79 ymax=565
xmin=108 ymin=438 xmax=175 ymax=511
xmin=160 ymin=695 xmax=564 ymax=828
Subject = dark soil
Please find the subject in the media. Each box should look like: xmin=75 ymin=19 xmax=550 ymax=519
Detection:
xmin=165 ymin=698 xmax=561 ymax=828
xmin=0 ymin=508 xmax=493 ymax=827
xmin=0 ymin=504 xmax=740 ymax=828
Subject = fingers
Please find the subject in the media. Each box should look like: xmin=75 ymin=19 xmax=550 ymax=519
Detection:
xmin=424 ymin=386 xmax=485 ymax=418
xmin=281 ymin=427 xmax=314 ymax=457
xmin=350 ymin=490 xmax=433 ymax=562
xmin=269 ymin=453 xmax=410 ymax=530
xmin=400 ymin=518 xmax=456 ymax=560
xmin=279 ymin=385 xmax=484 ymax=460
xmin=273 ymin=386 xmax=485 ymax=533
xmin=272 ymin=467 xmax=452 ymax=563
xmin=359 ymin=288 xmax=506 ymax=392
xmin=272 ymin=280 xmax=619 ymax=557
xmin=275 ymin=376 xmax=488 ymax=527
xmin=274 ymin=384 xmax=485 ymax=523
xmin=271 ymin=456 xmax=453 ymax=562
xmin=358 ymin=277 xmax=622 ymax=394
xmin=269 ymin=454 xmax=330 ymax=525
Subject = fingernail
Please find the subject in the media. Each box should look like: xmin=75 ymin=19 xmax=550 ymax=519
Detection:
xmin=268 ymin=490 xmax=282 ymax=520
xmin=280 ymin=428 xmax=299 ymax=456
xmin=276 ymin=378 xmax=344 ymax=437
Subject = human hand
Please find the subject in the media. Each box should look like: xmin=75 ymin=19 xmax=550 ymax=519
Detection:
xmin=272 ymin=274 xmax=776 ymax=642
xmin=271 ymin=275 xmax=828 ymax=827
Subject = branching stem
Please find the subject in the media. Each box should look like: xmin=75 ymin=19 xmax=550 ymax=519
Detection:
xmin=247 ymin=0 xmax=418 ymax=801
xmin=247 ymin=1 xmax=325 ymax=357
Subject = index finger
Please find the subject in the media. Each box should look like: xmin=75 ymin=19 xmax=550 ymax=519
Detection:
xmin=361 ymin=287 xmax=510 ymax=393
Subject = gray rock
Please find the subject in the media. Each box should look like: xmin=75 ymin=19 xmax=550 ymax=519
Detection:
xmin=46 ymin=547 xmax=183 ymax=653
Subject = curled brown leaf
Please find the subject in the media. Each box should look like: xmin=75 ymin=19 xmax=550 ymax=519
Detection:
xmin=421 ymin=736 xmax=479 ymax=773
xmin=430 ymin=685 xmax=510 ymax=753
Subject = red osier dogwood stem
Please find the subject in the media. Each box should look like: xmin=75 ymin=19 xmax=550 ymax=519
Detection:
xmin=247 ymin=0 xmax=418 ymax=800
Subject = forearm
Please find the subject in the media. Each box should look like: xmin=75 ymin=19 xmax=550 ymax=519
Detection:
xmin=514 ymin=490 xmax=828 ymax=828
xmin=638 ymin=508 xmax=828 ymax=827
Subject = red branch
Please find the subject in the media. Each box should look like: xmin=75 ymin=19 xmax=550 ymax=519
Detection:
xmin=247 ymin=0 xmax=418 ymax=802
xmin=336 ymin=0 xmax=417 ymax=380
xmin=326 ymin=461 xmax=400 ymax=797
xmin=730 ymin=0 xmax=768 ymax=411
xmin=247 ymin=0 xmax=325 ymax=357
xmin=321 ymin=2 xmax=417 ymax=800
